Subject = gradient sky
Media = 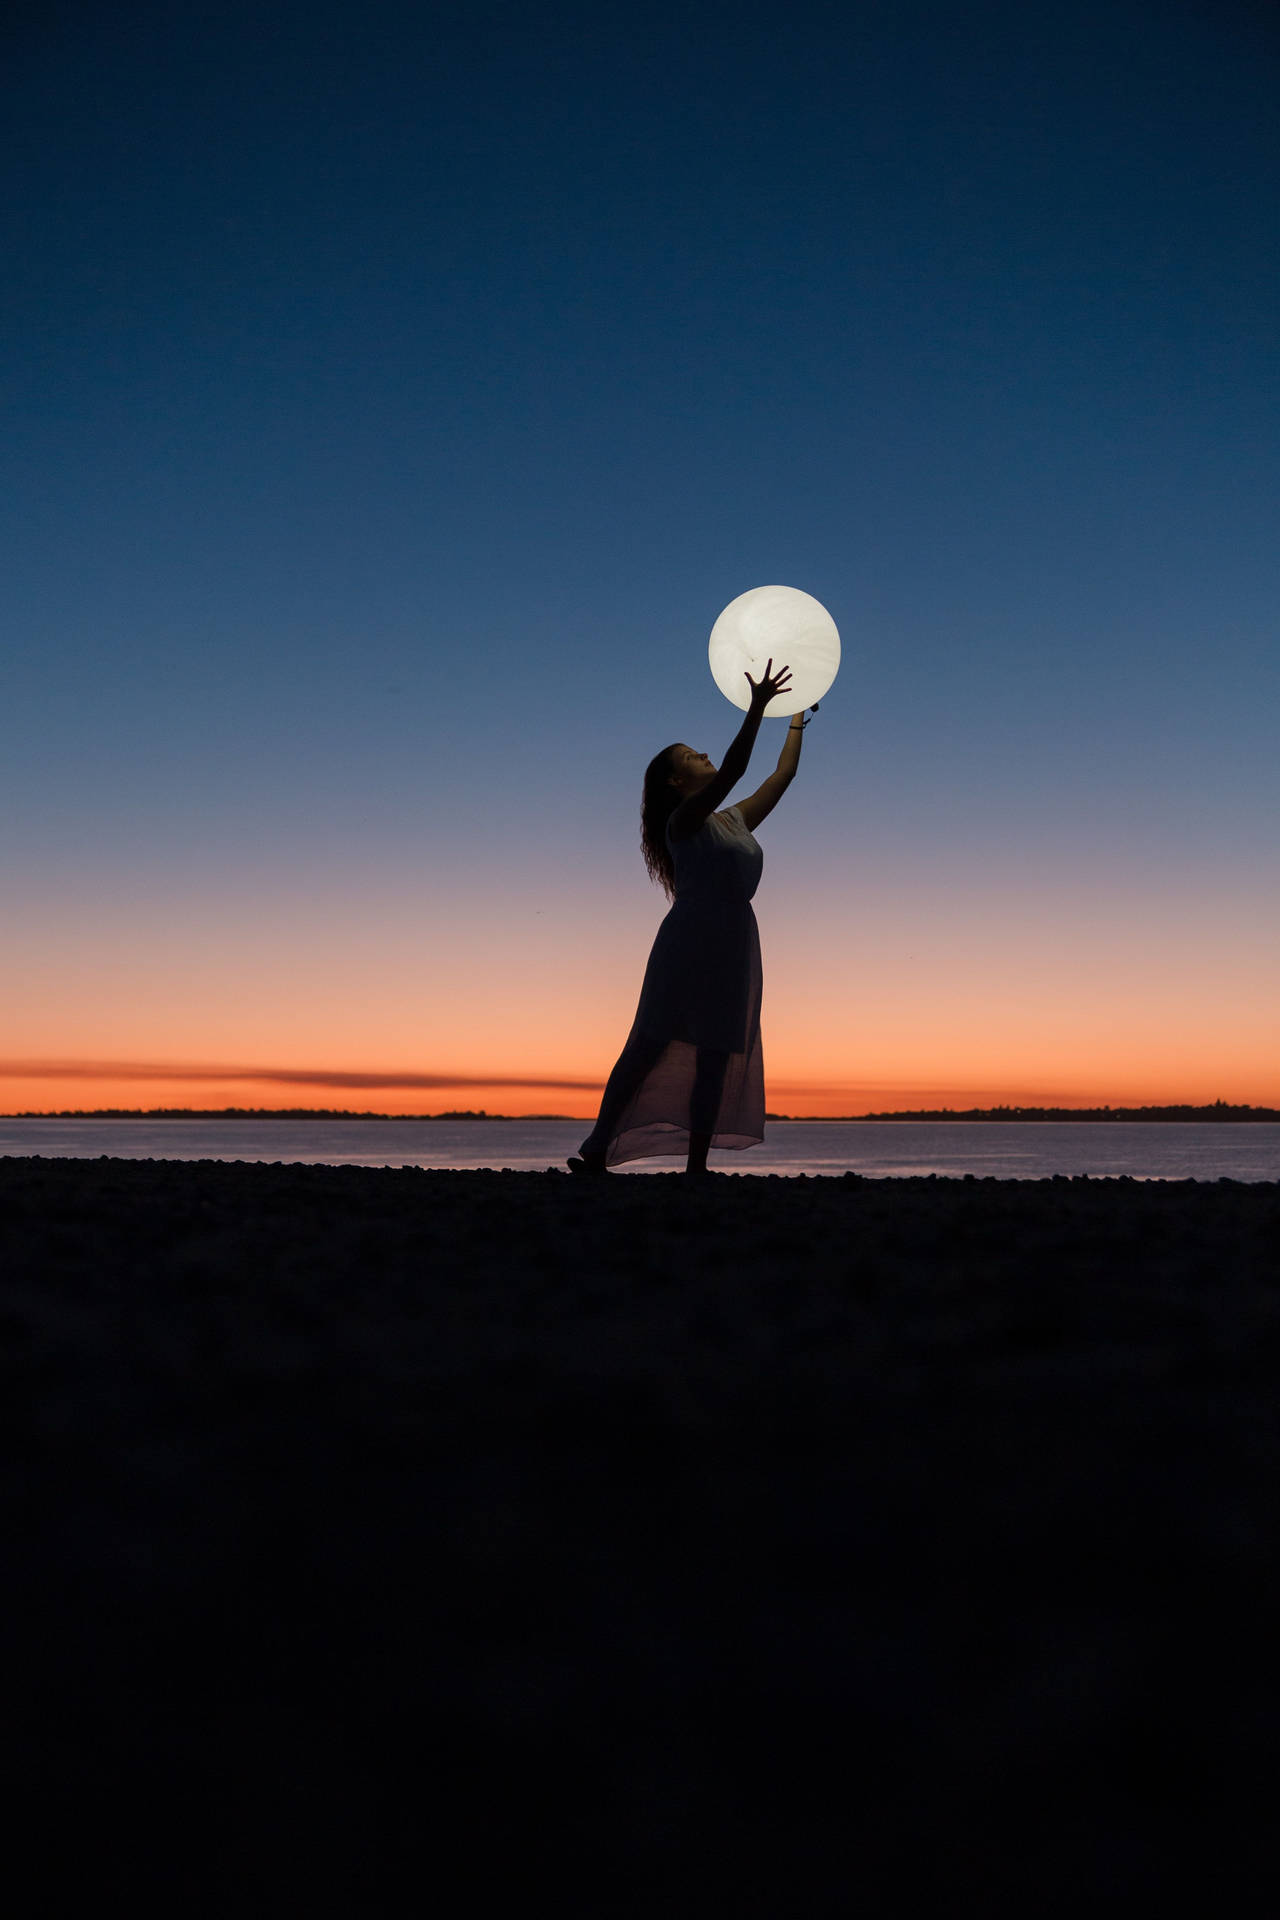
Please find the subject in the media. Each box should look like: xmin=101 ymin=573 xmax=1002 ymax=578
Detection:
xmin=5 ymin=0 xmax=1278 ymax=1116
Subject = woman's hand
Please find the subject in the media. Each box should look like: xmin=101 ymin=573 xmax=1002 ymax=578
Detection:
xmin=744 ymin=658 xmax=794 ymax=713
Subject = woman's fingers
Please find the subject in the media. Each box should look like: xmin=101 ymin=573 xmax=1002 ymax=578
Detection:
xmin=746 ymin=658 xmax=794 ymax=701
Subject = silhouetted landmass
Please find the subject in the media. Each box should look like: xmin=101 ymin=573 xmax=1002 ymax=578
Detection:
xmin=9 ymin=1101 xmax=1278 ymax=1124
xmin=3 ymin=1106 xmax=582 ymax=1121
xmin=770 ymin=1101 xmax=1280 ymax=1123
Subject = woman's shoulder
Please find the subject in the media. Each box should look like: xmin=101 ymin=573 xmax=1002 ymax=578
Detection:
xmin=667 ymin=802 xmax=752 ymax=850
xmin=669 ymin=805 xmax=734 ymax=841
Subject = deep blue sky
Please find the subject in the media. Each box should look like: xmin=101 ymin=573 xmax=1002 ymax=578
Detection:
xmin=5 ymin=0 xmax=1279 ymax=1105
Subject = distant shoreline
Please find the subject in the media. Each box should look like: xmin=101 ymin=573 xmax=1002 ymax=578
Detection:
xmin=1 ymin=1108 xmax=583 ymax=1122
xmin=5 ymin=1104 xmax=1279 ymax=1124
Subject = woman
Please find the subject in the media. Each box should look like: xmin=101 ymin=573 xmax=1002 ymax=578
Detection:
xmin=570 ymin=658 xmax=811 ymax=1176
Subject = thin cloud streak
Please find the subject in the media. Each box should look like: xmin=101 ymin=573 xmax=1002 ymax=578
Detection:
xmin=2 ymin=1063 xmax=1183 ymax=1112
xmin=0 ymin=1061 xmax=604 ymax=1093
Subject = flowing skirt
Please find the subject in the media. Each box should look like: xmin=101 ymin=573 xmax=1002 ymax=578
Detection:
xmin=604 ymin=897 xmax=765 ymax=1166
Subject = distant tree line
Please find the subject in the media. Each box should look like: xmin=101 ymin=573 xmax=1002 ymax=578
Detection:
xmin=11 ymin=1102 xmax=1277 ymax=1124
xmin=773 ymin=1102 xmax=1280 ymax=1123
xmin=6 ymin=1107 xmax=579 ymax=1121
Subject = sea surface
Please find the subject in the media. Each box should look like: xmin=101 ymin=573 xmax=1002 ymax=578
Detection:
xmin=3 ymin=1117 xmax=1279 ymax=1181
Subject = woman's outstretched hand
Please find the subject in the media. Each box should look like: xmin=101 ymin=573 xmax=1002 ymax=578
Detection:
xmin=745 ymin=658 xmax=794 ymax=712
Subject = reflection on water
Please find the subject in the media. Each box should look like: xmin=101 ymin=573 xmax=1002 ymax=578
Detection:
xmin=1 ymin=1118 xmax=1278 ymax=1181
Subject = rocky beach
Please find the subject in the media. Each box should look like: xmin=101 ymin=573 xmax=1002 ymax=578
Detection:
xmin=6 ymin=1156 xmax=1280 ymax=1907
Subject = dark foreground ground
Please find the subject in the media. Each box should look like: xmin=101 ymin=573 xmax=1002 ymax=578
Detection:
xmin=5 ymin=1157 xmax=1280 ymax=1910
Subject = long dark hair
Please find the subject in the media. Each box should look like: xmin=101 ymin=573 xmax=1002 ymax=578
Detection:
xmin=641 ymin=744 xmax=683 ymax=899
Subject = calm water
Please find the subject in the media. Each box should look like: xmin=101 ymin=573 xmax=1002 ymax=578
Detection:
xmin=2 ymin=1117 xmax=1278 ymax=1181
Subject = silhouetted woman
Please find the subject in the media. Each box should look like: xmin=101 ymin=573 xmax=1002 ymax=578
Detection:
xmin=570 ymin=659 xmax=811 ymax=1176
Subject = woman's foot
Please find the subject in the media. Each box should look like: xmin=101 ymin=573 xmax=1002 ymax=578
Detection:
xmin=685 ymin=1129 xmax=713 ymax=1178
xmin=568 ymin=1148 xmax=608 ymax=1176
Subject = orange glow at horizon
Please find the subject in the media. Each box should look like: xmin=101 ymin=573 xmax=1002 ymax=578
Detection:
xmin=2 ymin=1058 xmax=1276 ymax=1118
xmin=5 ymin=850 xmax=1278 ymax=1119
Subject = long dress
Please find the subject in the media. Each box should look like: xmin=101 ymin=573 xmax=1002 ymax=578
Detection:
xmin=605 ymin=804 xmax=766 ymax=1166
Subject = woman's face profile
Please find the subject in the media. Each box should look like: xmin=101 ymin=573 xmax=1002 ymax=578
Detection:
xmin=669 ymin=744 xmax=715 ymax=793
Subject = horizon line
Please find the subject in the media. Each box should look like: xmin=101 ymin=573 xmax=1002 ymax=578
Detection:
xmin=6 ymin=1100 xmax=1278 ymax=1123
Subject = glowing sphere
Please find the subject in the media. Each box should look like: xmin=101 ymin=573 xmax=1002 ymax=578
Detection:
xmin=708 ymin=584 xmax=841 ymax=717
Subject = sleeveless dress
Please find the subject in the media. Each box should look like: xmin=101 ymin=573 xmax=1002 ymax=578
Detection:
xmin=605 ymin=805 xmax=766 ymax=1166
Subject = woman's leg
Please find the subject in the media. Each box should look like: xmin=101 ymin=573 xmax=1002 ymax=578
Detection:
xmin=573 ymin=1033 xmax=665 ymax=1169
xmin=686 ymin=1047 xmax=730 ymax=1175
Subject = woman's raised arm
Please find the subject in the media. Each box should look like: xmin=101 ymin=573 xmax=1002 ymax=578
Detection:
xmin=669 ymin=661 xmax=793 ymax=841
xmin=736 ymin=702 xmax=814 ymax=833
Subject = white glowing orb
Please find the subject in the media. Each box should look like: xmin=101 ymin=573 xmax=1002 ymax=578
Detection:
xmin=708 ymin=584 xmax=841 ymax=716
